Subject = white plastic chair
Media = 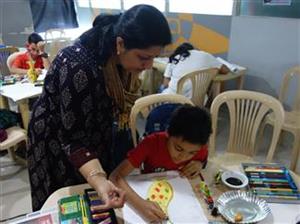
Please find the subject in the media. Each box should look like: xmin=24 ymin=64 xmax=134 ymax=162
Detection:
xmin=0 ymin=47 xmax=19 ymax=76
xmin=44 ymin=29 xmax=72 ymax=61
xmin=0 ymin=126 xmax=27 ymax=177
xmin=177 ymin=68 xmax=218 ymax=106
xmin=7 ymin=51 xmax=25 ymax=73
xmin=130 ymin=93 xmax=193 ymax=147
xmin=209 ymin=90 xmax=284 ymax=166
xmin=260 ymin=66 xmax=300 ymax=171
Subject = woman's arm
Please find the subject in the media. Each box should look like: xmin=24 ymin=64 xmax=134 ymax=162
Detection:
xmin=80 ymin=158 xmax=125 ymax=209
xmin=110 ymin=159 xmax=167 ymax=222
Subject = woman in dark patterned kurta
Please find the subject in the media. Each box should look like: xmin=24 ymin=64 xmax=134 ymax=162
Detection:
xmin=27 ymin=4 xmax=171 ymax=211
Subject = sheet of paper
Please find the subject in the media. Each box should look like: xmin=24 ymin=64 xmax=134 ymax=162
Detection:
xmin=216 ymin=57 xmax=246 ymax=72
xmin=123 ymin=171 xmax=208 ymax=224
xmin=0 ymin=83 xmax=42 ymax=102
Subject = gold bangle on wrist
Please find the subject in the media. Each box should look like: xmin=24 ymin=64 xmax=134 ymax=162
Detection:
xmin=87 ymin=169 xmax=107 ymax=181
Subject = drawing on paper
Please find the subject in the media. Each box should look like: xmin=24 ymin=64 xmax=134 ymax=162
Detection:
xmin=147 ymin=179 xmax=174 ymax=214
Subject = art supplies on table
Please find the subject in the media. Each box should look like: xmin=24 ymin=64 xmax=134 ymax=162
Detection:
xmin=242 ymin=163 xmax=300 ymax=204
xmin=58 ymin=195 xmax=89 ymax=224
xmin=84 ymin=189 xmax=117 ymax=224
xmin=2 ymin=76 xmax=16 ymax=85
xmin=58 ymin=192 xmax=117 ymax=224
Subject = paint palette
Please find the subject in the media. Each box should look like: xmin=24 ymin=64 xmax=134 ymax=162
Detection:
xmin=242 ymin=163 xmax=300 ymax=203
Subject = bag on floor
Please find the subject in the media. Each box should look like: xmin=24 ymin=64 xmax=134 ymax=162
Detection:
xmin=0 ymin=109 xmax=20 ymax=129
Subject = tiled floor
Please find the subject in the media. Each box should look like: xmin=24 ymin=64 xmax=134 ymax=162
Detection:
xmin=0 ymin=110 xmax=299 ymax=223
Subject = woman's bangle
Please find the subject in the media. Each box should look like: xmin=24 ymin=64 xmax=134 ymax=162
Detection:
xmin=87 ymin=169 xmax=107 ymax=181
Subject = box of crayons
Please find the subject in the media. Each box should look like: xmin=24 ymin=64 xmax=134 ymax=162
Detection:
xmin=242 ymin=163 xmax=300 ymax=204
xmin=58 ymin=195 xmax=90 ymax=224
xmin=84 ymin=189 xmax=117 ymax=224
xmin=58 ymin=191 xmax=117 ymax=224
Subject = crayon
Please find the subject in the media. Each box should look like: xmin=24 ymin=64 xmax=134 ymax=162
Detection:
xmin=253 ymin=187 xmax=299 ymax=192
xmin=249 ymin=178 xmax=288 ymax=183
xmin=250 ymin=182 xmax=293 ymax=188
xmin=245 ymin=168 xmax=284 ymax=173
xmin=254 ymin=189 xmax=300 ymax=196
xmin=257 ymin=194 xmax=299 ymax=200
xmin=92 ymin=212 xmax=110 ymax=220
xmin=247 ymin=172 xmax=287 ymax=178
xmin=98 ymin=217 xmax=112 ymax=224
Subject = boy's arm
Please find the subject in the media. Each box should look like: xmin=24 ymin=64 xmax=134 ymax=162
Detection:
xmin=109 ymin=159 xmax=143 ymax=206
xmin=10 ymin=66 xmax=28 ymax=75
xmin=41 ymin=56 xmax=50 ymax=70
xmin=109 ymin=159 xmax=167 ymax=222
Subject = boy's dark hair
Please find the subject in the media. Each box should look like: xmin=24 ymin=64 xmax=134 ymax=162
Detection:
xmin=80 ymin=4 xmax=172 ymax=65
xmin=167 ymin=104 xmax=212 ymax=145
xmin=169 ymin=42 xmax=194 ymax=64
xmin=28 ymin=32 xmax=43 ymax=44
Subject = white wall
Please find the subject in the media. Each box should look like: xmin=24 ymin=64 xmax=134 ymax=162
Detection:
xmin=228 ymin=16 xmax=300 ymax=108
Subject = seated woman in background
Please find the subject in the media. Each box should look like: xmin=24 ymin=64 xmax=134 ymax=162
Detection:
xmin=160 ymin=42 xmax=229 ymax=98
xmin=10 ymin=32 xmax=50 ymax=75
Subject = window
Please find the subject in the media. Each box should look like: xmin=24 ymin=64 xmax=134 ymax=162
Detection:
xmin=78 ymin=0 xmax=121 ymax=9
xmin=169 ymin=0 xmax=234 ymax=15
xmin=123 ymin=0 xmax=165 ymax=11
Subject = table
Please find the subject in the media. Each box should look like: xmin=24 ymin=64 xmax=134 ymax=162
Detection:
xmin=41 ymin=161 xmax=300 ymax=224
xmin=148 ymin=58 xmax=247 ymax=98
xmin=0 ymin=82 xmax=43 ymax=130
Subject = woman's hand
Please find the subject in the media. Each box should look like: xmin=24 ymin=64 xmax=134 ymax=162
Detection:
xmin=179 ymin=160 xmax=203 ymax=179
xmin=137 ymin=199 xmax=167 ymax=223
xmin=94 ymin=178 xmax=126 ymax=211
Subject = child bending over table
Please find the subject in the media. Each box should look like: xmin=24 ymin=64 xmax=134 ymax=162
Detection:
xmin=109 ymin=104 xmax=212 ymax=223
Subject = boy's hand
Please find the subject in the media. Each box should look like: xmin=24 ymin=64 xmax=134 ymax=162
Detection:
xmin=36 ymin=68 xmax=42 ymax=75
xmin=179 ymin=160 xmax=203 ymax=179
xmin=37 ymin=41 xmax=46 ymax=53
xmin=138 ymin=199 xmax=168 ymax=223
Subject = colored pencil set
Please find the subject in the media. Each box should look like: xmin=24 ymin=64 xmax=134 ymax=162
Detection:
xmin=242 ymin=163 xmax=300 ymax=203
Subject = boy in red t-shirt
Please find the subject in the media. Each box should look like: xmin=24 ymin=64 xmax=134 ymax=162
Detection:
xmin=10 ymin=32 xmax=50 ymax=75
xmin=110 ymin=104 xmax=212 ymax=223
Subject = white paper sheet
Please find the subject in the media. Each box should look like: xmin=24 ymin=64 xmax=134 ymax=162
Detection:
xmin=123 ymin=171 xmax=208 ymax=224
xmin=0 ymin=83 xmax=42 ymax=102
xmin=216 ymin=57 xmax=246 ymax=72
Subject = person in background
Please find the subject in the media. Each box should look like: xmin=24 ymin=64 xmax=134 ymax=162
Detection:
xmin=27 ymin=5 xmax=171 ymax=211
xmin=110 ymin=105 xmax=212 ymax=223
xmin=160 ymin=42 xmax=230 ymax=97
xmin=10 ymin=32 xmax=50 ymax=75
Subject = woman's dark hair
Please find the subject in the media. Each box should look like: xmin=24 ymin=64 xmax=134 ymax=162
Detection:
xmin=79 ymin=4 xmax=171 ymax=65
xmin=167 ymin=104 xmax=212 ymax=145
xmin=28 ymin=33 xmax=43 ymax=44
xmin=169 ymin=42 xmax=194 ymax=64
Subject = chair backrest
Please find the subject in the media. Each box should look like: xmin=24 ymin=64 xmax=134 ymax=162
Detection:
xmin=44 ymin=29 xmax=72 ymax=61
xmin=278 ymin=65 xmax=300 ymax=112
xmin=0 ymin=47 xmax=19 ymax=77
xmin=130 ymin=93 xmax=194 ymax=147
xmin=7 ymin=51 xmax=25 ymax=71
xmin=209 ymin=90 xmax=284 ymax=162
xmin=176 ymin=68 xmax=218 ymax=106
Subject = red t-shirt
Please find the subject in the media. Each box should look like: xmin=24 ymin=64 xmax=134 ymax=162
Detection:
xmin=11 ymin=52 xmax=44 ymax=69
xmin=127 ymin=132 xmax=208 ymax=174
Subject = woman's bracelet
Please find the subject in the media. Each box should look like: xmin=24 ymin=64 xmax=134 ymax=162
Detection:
xmin=87 ymin=169 xmax=107 ymax=181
